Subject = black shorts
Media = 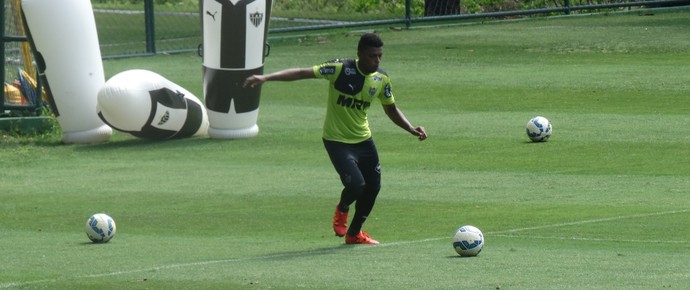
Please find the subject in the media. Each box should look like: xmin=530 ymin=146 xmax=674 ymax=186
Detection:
xmin=323 ymin=138 xmax=381 ymax=189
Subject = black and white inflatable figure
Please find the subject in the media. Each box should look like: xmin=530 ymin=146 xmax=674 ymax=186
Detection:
xmin=21 ymin=0 xmax=112 ymax=143
xmin=201 ymin=0 xmax=272 ymax=139
xmin=97 ymin=70 xmax=209 ymax=139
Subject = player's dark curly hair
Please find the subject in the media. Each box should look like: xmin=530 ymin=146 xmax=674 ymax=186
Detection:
xmin=358 ymin=33 xmax=383 ymax=52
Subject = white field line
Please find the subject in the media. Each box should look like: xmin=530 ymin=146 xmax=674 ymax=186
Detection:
xmin=488 ymin=208 xmax=690 ymax=234
xmin=1 ymin=209 xmax=688 ymax=288
xmin=491 ymin=234 xmax=689 ymax=244
xmin=376 ymin=208 xmax=690 ymax=247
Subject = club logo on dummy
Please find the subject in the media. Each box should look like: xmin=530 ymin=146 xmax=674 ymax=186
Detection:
xmin=250 ymin=9 xmax=263 ymax=27
xmin=158 ymin=111 xmax=170 ymax=126
xmin=97 ymin=69 xmax=209 ymax=139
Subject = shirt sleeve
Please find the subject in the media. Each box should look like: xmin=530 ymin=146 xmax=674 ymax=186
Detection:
xmin=379 ymin=75 xmax=395 ymax=105
xmin=313 ymin=61 xmax=340 ymax=81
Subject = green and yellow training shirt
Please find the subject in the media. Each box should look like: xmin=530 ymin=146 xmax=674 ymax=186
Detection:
xmin=312 ymin=58 xmax=395 ymax=143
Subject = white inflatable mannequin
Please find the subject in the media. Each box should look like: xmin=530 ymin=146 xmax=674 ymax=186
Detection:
xmin=97 ymin=70 xmax=209 ymax=139
xmin=201 ymin=0 xmax=272 ymax=139
xmin=21 ymin=0 xmax=112 ymax=143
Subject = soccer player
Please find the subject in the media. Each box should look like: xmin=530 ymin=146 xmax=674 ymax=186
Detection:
xmin=243 ymin=33 xmax=427 ymax=244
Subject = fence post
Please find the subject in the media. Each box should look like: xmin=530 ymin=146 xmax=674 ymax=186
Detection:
xmin=0 ymin=0 xmax=6 ymax=109
xmin=405 ymin=0 xmax=412 ymax=28
xmin=564 ymin=0 xmax=571 ymax=15
xmin=144 ymin=0 xmax=156 ymax=54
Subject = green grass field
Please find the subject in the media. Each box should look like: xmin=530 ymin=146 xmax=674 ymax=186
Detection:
xmin=2 ymin=7 xmax=690 ymax=289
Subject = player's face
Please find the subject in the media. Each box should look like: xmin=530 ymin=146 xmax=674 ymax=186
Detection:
xmin=358 ymin=46 xmax=383 ymax=75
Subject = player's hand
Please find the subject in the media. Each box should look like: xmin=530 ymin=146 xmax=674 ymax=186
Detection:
xmin=243 ymin=75 xmax=266 ymax=88
xmin=412 ymin=126 xmax=427 ymax=141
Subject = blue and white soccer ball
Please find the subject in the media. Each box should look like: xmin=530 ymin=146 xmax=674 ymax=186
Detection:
xmin=526 ymin=116 xmax=552 ymax=142
xmin=453 ymin=225 xmax=484 ymax=257
xmin=85 ymin=213 xmax=117 ymax=243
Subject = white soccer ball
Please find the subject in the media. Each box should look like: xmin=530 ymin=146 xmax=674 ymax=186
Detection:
xmin=452 ymin=225 xmax=484 ymax=257
xmin=526 ymin=116 xmax=552 ymax=142
xmin=85 ymin=213 xmax=116 ymax=243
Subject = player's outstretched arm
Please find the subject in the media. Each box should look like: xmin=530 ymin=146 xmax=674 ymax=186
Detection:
xmin=383 ymin=103 xmax=427 ymax=141
xmin=243 ymin=68 xmax=315 ymax=88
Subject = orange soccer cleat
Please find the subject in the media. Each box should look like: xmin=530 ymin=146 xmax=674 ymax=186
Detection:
xmin=333 ymin=205 xmax=348 ymax=237
xmin=345 ymin=231 xmax=379 ymax=245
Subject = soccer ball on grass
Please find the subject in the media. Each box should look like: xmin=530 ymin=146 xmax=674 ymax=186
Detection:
xmin=526 ymin=116 xmax=552 ymax=142
xmin=85 ymin=213 xmax=116 ymax=243
xmin=452 ymin=225 xmax=484 ymax=257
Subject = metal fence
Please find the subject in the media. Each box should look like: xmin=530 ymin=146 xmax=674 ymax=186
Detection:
xmin=2 ymin=0 xmax=687 ymax=115
xmin=92 ymin=0 xmax=689 ymax=58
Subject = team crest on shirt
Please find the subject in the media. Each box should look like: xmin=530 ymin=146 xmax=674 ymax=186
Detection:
xmin=369 ymin=87 xmax=377 ymax=96
xmin=249 ymin=10 xmax=263 ymax=27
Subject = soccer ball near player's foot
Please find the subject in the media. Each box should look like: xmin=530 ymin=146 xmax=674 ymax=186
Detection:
xmin=452 ymin=225 xmax=483 ymax=257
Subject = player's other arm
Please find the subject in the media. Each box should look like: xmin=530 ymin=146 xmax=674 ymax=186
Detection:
xmin=382 ymin=103 xmax=427 ymax=141
xmin=243 ymin=68 xmax=316 ymax=88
